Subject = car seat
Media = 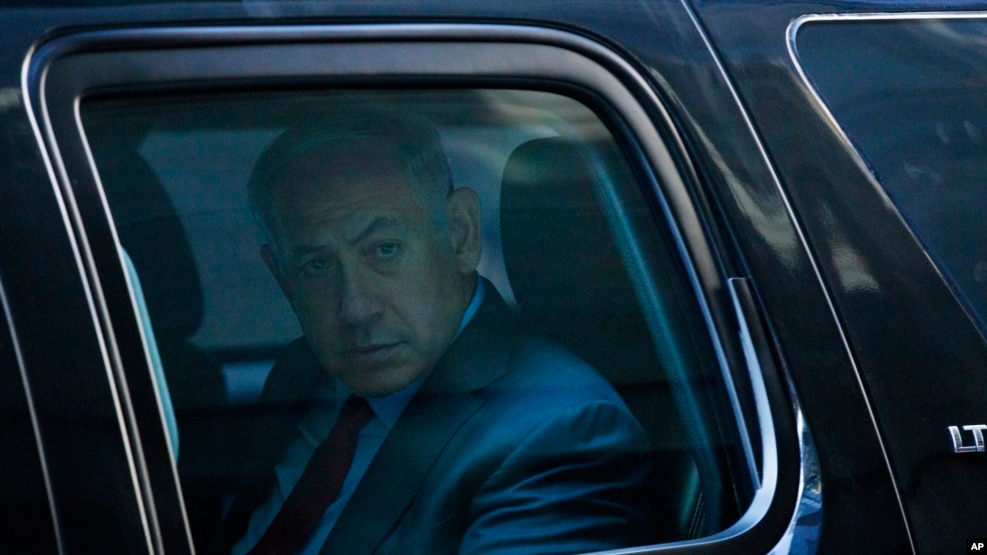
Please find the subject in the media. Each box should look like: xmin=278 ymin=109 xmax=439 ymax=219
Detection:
xmin=499 ymin=135 xmax=721 ymax=541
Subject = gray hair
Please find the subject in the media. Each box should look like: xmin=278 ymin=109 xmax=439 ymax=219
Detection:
xmin=247 ymin=111 xmax=454 ymax=241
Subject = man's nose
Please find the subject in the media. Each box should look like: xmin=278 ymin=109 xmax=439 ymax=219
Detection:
xmin=337 ymin=271 xmax=383 ymax=325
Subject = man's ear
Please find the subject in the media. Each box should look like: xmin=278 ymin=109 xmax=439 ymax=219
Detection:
xmin=261 ymin=243 xmax=295 ymax=309
xmin=445 ymin=187 xmax=482 ymax=275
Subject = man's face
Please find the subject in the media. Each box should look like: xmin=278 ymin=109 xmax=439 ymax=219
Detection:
xmin=262 ymin=150 xmax=480 ymax=397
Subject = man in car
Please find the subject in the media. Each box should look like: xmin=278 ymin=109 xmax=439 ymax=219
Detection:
xmin=208 ymin=112 xmax=652 ymax=555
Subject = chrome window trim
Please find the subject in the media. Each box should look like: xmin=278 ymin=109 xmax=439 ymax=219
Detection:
xmin=21 ymin=37 xmax=158 ymax=555
xmin=26 ymin=22 xmax=803 ymax=552
xmin=615 ymin=276 xmax=816 ymax=555
xmin=768 ymin=410 xmax=821 ymax=554
xmin=636 ymin=277 xmax=787 ymax=551
xmin=724 ymin=277 xmax=822 ymax=554
xmin=793 ymin=10 xmax=987 ymax=25
xmin=724 ymin=278 xmax=781 ymax=543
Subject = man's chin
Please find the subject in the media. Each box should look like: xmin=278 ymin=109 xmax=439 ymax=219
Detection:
xmin=338 ymin=365 xmax=426 ymax=398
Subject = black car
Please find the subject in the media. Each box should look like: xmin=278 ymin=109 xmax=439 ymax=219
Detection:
xmin=2 ymin=1 xmax=986 ymax=553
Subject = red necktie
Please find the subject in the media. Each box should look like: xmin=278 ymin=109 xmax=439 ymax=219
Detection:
xmin=247 ymin=394 xmax=374 ymax=555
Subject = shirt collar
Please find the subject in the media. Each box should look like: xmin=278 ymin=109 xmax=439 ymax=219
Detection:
xmin=455 ymin=277 xmax=485 ymax=341
xmin=336 ymin=278 xmax=486 ymax=429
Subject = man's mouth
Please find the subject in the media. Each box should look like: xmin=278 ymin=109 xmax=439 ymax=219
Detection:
xmin=343 ymin=343 xmax=400 ymax=364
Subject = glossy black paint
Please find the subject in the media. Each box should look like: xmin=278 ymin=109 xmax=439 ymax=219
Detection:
xmin=3 ymin=0 xmax=985 ymax=553
xmin=693 ymin=1 xmax=987 ymax=552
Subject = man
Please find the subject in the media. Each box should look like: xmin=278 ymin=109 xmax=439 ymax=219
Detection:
xmin=209 ymin=112 xmax=652 ymax=555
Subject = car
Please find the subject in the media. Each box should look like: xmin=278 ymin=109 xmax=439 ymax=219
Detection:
xmin=2 ymin=1 xmax=986 ymax=553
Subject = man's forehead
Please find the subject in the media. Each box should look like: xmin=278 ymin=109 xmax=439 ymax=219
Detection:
xmin=263 ymin=136 xmax=427 ymax=241
xmin=283 ymin=142 xmax=409 ymax=188
xmin=269 ymin=175 xmax=424 ymax=247
xmin=274 ymin=186 xmax=408 ymax=229
xmin=269 ymin=121 xmax=411 ymax=164
xmin=271 ymin=143 xmax=414 ymax=207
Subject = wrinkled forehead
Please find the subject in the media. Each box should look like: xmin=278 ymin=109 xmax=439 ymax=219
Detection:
xmin=264 ymin=142 xmax=424 ymax=245
xmin=269 ymin=134 xmax=416 ymax=206
xmin=250 ymin=118 xmax=439 ymax=243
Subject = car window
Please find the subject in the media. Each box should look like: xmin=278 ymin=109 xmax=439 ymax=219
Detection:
xmin=795 ymin=17 xmax=987 ymax=335
xmin=82 ymin=88 xmax=756 ymax=552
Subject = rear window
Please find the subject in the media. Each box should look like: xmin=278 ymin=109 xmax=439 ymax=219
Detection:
xmin=795 ymin=17 xmax=987 ymax=333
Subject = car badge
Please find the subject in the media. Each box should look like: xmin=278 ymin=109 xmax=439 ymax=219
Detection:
xmin=949 ymin=425 xmax=987 ymax=453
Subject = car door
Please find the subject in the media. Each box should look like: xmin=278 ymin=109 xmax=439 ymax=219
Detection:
xmin=4 ymin=1 xmax=893 ymax=553
xmin=694 ymin=1 xmax=987 ymax=552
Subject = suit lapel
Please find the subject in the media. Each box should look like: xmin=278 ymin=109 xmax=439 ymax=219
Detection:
xmin=321 ymin=282 xmax=521 ymax=554
xmin=321 ymin=388 xmax=482 ymax=555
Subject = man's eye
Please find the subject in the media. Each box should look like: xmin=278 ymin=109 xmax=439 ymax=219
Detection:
xmin=374 ymin=242 xmax=401 ymax=259
xmin=300 ymin=257 xmax=332 ymax=277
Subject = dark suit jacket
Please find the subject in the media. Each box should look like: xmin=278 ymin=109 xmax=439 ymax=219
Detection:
xmin=210 ymin=281 xmax=651 ymax=555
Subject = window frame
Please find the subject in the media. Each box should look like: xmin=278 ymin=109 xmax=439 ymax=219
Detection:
xmin=25 ymin=22 xmax=805 ymax=553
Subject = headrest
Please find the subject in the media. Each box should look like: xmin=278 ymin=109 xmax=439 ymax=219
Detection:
xmin=98 ymin=151 xmax=204 ymax=337
xmin=499 ymin=137 xmax=655 ymax=384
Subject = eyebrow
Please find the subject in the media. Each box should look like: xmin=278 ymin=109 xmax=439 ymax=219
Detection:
xmin=345 ymin=215 xmax=405 ymax=246
xmin=288 ymin=243 xmax=329 ymax=259
xmin=286 ymin=215 xmax=406 ymax=260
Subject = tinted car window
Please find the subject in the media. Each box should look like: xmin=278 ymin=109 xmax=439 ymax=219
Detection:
xmin=796 ymin=17 xmax=987 ymax=334
xmin=82 ymin=88 xmax=754 ymax=551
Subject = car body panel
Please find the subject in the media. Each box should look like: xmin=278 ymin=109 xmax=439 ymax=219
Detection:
xmin=3 ymin=0 xmax=984 ymax=553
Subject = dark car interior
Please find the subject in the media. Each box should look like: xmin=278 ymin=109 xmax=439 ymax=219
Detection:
xmin=83 ymin=88 xmax=753 ymax=549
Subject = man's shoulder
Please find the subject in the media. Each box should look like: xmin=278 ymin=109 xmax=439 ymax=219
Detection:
xmin=456 ymin=327 xmax=648 ymax=472
xmin=493 ymin=332 xmax=626 ymax=406
xmin=462 ymin=282 xmax=627 ymax=408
